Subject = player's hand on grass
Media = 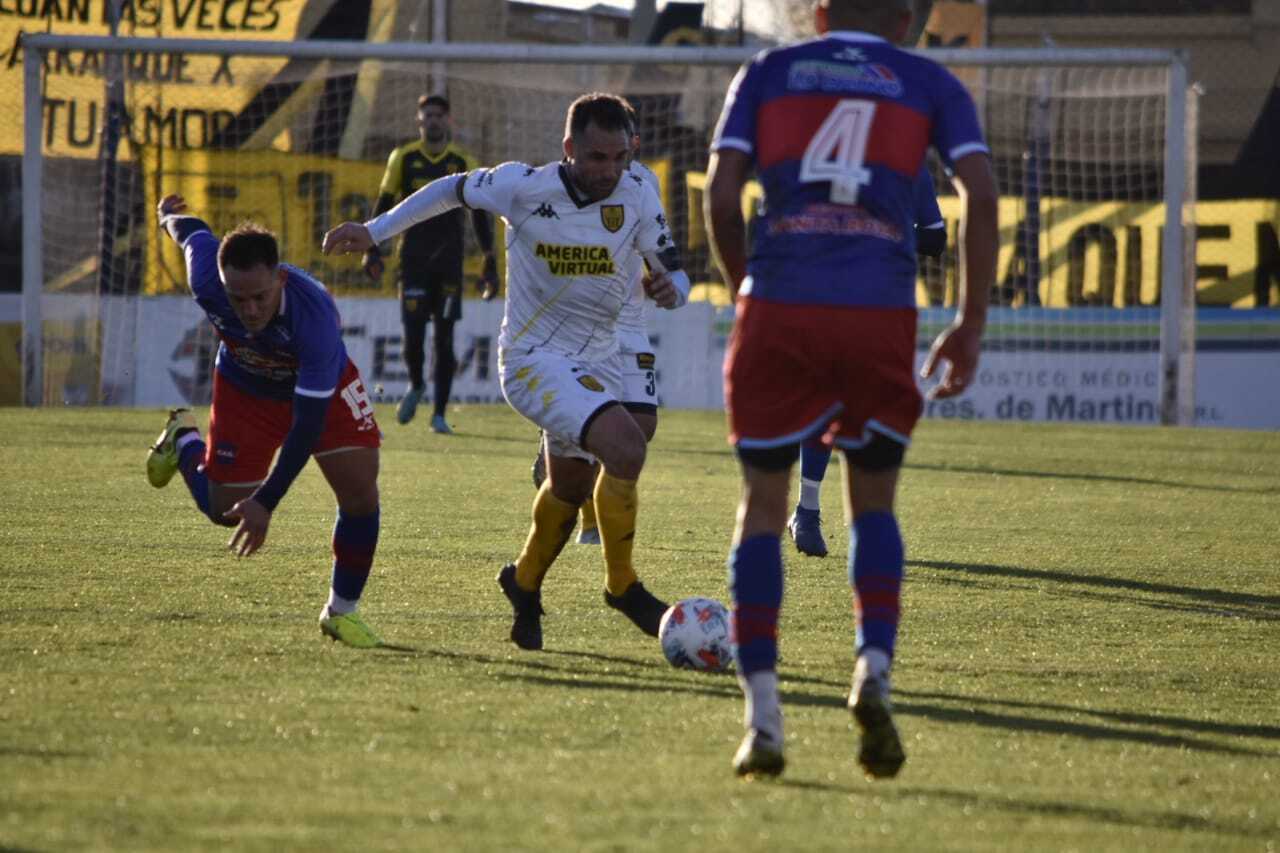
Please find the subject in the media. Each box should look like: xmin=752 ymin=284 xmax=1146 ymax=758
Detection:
xmin=362 ymin=247 xmax=384 ymax=282
xmin=322 ymin=222 xmax=375 ymax=256
xmin=921 ymin=321 xmax=982 ymax=399
xmin=224 ymin=498 xmax=271 ymax=558
xmin=478 ymin=254 xmax=499 ymax=301
xmin=156 ymin=194 xmax=187 ymax=222
xmin=643 ymin=271 xmax=679 ymax=309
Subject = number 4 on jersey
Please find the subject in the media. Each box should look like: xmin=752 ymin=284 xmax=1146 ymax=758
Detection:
xmin=799 ymin=99 xmax=877 ymax=204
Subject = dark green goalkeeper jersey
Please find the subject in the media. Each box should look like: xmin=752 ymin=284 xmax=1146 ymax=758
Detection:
xmin=374 ymin=140 xmax=480 ymax=268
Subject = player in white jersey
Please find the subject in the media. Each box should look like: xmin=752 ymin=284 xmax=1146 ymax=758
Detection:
xmin=323 ymin=93 xmax=691 ymax=651
xmin=530 ymin=156 xmax=665 ymax=546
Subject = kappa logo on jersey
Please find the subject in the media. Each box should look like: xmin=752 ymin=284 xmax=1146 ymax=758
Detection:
xmin=576 ymin=374 xmax=605 ymax=392
xmin=600 ymin=204 xmax=625 ymax=233
xmin=788 ymin=60 xmax=904 ymax=98
xmin=533 ymin=203 xmax=559 ymax=219
xmin=534 ymin=243 xmax=616 ymax=276
xmin=831 ymin=46 xmax=867 ymax=63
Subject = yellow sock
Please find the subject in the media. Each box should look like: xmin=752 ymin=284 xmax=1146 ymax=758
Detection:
xmin=594 ymin=472 xmax=639 ymax=596
xmin=579 ymin=493 xmax=598 ymax=532
xmin=514 ymin=482 xmax=579 ymax=591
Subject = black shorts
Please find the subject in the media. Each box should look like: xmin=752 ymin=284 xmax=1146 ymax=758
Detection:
xmin=400 ymin=255 xmax=463 ymax=323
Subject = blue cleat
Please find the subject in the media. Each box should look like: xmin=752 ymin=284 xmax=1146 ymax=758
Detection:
xmin=787 ymin=506 xmax=828 ymax=557
xmin=430 ymin=414 xmax=454 ymax=435
xmin=397 ymin=386 xmax=423 ymax=425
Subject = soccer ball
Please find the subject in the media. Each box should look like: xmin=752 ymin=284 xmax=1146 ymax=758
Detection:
xmin=658 ymin=597 xmax=733 ymax=672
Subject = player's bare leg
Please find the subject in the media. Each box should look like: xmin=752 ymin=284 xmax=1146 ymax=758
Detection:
xmin=842 ymin=457 xmax=906 ymax=779
xmin=583 ymin=404 xmax=668 ymax=636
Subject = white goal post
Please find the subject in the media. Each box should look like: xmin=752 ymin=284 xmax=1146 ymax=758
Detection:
xmin=19 ymin=34 xmax=1194 ymax=424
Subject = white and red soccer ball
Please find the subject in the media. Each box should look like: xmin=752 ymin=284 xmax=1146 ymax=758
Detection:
xmin=658 ymin=597 xmax=733 ymax=672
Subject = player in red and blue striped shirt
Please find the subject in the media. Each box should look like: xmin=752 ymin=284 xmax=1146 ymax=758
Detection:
xmin=145 ymin=194 xmax=385 ymax=648
xmin=706 ymin=0 xmax=998 ymax=779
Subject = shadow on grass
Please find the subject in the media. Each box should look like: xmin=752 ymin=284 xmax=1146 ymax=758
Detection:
xmin=894 ymin=784 xmax=1279 ymax=840
xmin=894 ymin=698 xmax=1272 ymax=758
xmin=911 ymin=558 xmax=1280 ymax=618
xmin=900 ymin=688 xmax=1280 ymax=742
xmin=905 ymin=460 xmax=1279 ymax=495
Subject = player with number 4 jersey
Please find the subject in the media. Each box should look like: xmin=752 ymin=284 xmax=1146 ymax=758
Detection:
xmin=145 ymin=194 xmax=385 ymax=648
xmin=707 ymin=0 xmax=998 ymax=781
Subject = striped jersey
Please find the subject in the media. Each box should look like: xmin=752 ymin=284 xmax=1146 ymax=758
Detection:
xmin=181 ymin=229 xmax=347 ymax=402
xmin=712 ymin=30 xmax=987 ymax=307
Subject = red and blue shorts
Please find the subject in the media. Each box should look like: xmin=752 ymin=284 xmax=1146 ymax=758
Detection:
xmin=724 ymin=297 xmax=923 ymax=454
xmin=204 ymin=361 xmax=381 ymax=486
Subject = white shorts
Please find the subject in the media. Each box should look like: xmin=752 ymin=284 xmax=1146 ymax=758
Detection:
xmin=615 ymin=328 xmax=658 ymax=409
xmin=500 ymin=347 xmax=623 ymax=463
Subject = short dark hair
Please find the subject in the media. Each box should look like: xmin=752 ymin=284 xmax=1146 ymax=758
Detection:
xmin=418 ymin=94 xmax=450 ymax=112
xmin=564 ymin=92 xmax=635 ymax=140
xmin=218 ymin=223 xmax=279 ymax=272
xmin=824 ymin=0 xmax=911 ymax=30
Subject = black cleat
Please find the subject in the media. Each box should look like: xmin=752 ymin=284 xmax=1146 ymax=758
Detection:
xmin=733 ymin=729 xmax=786 ymax=778
xmin=849 ymin=668 xmax=905 ymax=779
xmin=497 ymin=563 xmax=544 ymax=650
xmin=604 ymin=581 xmax=669 ymax=637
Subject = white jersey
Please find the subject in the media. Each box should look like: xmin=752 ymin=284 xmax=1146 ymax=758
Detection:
xmin=461 ymin=160 xmax=674 ymax=364
xmin=615 ymin=161 xmax=662 ymax=353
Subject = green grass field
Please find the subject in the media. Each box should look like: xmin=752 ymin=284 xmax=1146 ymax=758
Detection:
xmin=2 ymin=406 xmax=1278 ymax=852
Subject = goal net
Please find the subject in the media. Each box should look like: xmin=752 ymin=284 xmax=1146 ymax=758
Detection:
xmin=17 ymin=36 xmax=1195 ymax=424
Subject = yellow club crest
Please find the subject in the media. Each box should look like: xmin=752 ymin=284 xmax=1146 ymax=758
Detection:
xmin=600 ymin=204 xmax=625 ymax=233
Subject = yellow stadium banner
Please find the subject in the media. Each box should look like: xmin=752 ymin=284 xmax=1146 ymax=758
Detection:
xmin=917 ymin=0 xmax=987 ymax=50
xmin=1 ymin=0 xmax=315 ymax=157
xmin=683 ymin=170 xmax=1280 ymax=309
xmin=0 ymin=322 xmax=20 ymax=404
xmin=143 ymin=145 xmax=396 ymax=295
xmin=931 ymin=196 xmax=1280 ymax=309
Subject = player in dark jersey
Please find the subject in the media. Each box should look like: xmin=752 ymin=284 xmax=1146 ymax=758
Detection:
xmin=788 ymin=168 xmax=947 ymax=557
xmin=707 ymin=0 xmax=998 ymax=779
xmin=145 ymin=194 xmax=385 ymax=649
xmin=365 ymin=94 xmax=498 ymax=434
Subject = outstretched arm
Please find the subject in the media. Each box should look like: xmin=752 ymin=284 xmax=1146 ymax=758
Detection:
xmin=322 ymin=174 xmax=466 ymax=256
xmin=157 ymin=194 xmax=221 ymax=296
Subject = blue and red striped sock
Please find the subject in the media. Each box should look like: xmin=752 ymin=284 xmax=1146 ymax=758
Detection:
xmin=330 ymin=507 xmax=380 ymax=612
xmin=849 ymin=511 xmax=904 ymax=659
xmin=176 ymin=437 xmax=212 ymax=520
xmin=729 ymin=533 xmax=784 ymax=675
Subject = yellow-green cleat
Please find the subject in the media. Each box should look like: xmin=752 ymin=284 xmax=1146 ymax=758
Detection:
xmin=319 ymin=607 xmax=383 ymax=649
xmin=146 ymin=408 xmax=199 ymax=488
